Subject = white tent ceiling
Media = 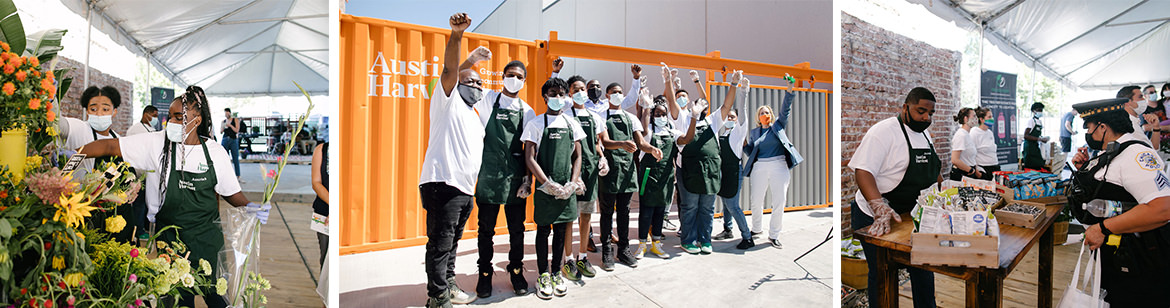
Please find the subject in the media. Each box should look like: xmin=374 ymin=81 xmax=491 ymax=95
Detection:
xmin=60 ymin=0 xmax=328 ymax=96
xmin=910 ymin=0 xmax=1170 ymax=90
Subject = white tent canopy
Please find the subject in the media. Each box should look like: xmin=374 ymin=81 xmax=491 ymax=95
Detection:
xmin=60 ymin=0 xmax=328 ymax=96
xmin=911 ymin=0 xmax=1170 ymax=90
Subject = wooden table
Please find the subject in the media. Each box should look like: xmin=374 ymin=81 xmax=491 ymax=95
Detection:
xmin=853 ymin=203 xmax=1064 ymax=308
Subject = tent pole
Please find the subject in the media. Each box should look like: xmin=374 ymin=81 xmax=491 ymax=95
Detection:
xmin=84 ymin=4 xmax=91 ymax=89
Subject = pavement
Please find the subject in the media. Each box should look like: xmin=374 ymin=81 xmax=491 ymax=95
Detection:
xmin=339 ymin=206 xmax=836 ymax=307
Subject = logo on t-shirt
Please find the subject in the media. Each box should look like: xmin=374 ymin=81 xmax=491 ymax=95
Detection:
xmin=1136 ymin=151 xmax=1161 ymax=171
xmin=199 ymin=163 xmax=209 ymax=172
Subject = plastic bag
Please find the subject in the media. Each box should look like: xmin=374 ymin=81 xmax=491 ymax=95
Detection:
xmin=218 ymin=204 xmax=264 ymax=307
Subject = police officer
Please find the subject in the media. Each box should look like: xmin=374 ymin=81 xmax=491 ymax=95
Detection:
xmin=849 ymin=87 xmax=942 ymax=308
xmin=1068 ymin=98 xmax=1170 ymax=307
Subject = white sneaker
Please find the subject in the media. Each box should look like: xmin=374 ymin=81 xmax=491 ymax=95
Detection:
xmin=536 ymin=273 xmax=553 ymax=300
xmin=552 ymin=272 xmax=567 ymax=296
xmin=635 ymin=241 xmax=646 ymax=259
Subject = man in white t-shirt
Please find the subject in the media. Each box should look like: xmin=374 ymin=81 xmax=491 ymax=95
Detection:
xmin=418 ymin=12 xmax=490 ymax=307
xmin=126 ymin=105 xmax=159 ymax=136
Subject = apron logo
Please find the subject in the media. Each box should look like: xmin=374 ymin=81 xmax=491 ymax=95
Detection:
xmin=549 ymin=132 xmax=563 ymax=139
xmin=496 ymin=113 xmax=511 ymax=120
xmin=914 ymin=153 xmax=929 ymax=164
xmin=199 ymin=163 xmax=209 ymax=172
xmin=178 ymin=179 xmax=197 ymax=191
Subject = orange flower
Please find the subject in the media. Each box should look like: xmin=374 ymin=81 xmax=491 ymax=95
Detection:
xmin=46 ymin=101 xmax=53 ymax=110
xmin=15 ymin=70 xmax=26 ymax=81
xmin=45 ymin=71 xmax=54 ymax=80
xmin=0 ymin=190 xmax=7 ymax=198
xmin=28 ymin=98 xmax=40 ymax=110
xmin=3 ymin=82 xmax=15 ymax=95
xmin=32 ymin=70 xmax=40 ymax=77
xmin=10 ymin=56 xmax=22 ymax=68
xmin=3 ymin=65 xmax=14 ymax=75
xmin=29 ymin=57 xmax=38 ymax=68
xmin=0 ymin=42 xmax=9 ymax=52
xmin=40 ymin=78 xmax=53 ymax=91
xmin=46 ymin=110 xmax=55 ymax=121
xmin=1 ymin=53 xmax=9 ymax=61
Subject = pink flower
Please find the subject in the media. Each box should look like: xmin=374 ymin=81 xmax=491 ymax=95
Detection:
xmin=130 ymin=248 xmax=139 ymax=258
xmin=128 ymin=274 xmax=137 ymax=283
xmin=134 ymin=299 xmax=143 ymax=307
xmin=266 ymin=169 xmax=277 ymax=179
xmin=66 ymin=296 xmax=75 ymax=305
xmin=277 ymin=156 xmax=283 ymax=162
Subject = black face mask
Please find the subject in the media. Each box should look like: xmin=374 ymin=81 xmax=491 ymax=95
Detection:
xmin=587 ymin=88 xmax=603 ymax=101
xmin=1085 ymin=124 xmax=1104 ymax=151
xmin=903 ymin=106 xmax=931 ymax=132
xmin=457 ymin=84 xmax=483 ymax=107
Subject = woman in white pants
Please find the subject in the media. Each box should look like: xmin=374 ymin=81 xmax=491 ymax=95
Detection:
xmin=742 ymin=81 xmax=803 ymax=249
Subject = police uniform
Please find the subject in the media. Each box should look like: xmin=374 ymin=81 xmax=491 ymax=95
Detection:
xmin=1068 ymin=98 xmax=1170 ymax=307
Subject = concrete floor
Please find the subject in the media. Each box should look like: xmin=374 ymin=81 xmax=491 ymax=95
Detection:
xmin=339 ymin=207 xmax=836 ymax=307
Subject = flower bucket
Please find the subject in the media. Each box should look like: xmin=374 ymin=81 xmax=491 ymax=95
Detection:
xmin=0 ymin=128 xmax=27 ymax=178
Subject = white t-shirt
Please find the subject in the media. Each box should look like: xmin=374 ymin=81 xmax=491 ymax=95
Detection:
xmin=601 ymin=108 xmax=644 ymax=134
xmin=1130 ymin=114 xmax=1153 ymax=144
xmin=418 ymin=83 xmax=486 ymax=195
xmin=568 ymin=107 xmax=607 ymax=138
xmin=1092 ymin=133 xmax=1170 ymax=204
xmin=474 ymin=90 xmax=536 ymax=127
xmin=118 ymin=131 xmax=242 ymax=222
xmin=848 ymin=117 xmax=935 ymax=216
xmin=63 ymin=117 xmax=116 ymax=177
xmin=520 ymin=113 xmax=586 ymax=148
xmin=126 ymin=122 xmax=155 ymax=136
xmin=970 ymin=126 xmax=998 ymax=166
xmin=951 ymin=127 xmax=977 ymax=169
xmin=718 ymin=116 xmax=749 ymax=159
xmin=1024 ymin=116 xmax=1040 ymax=135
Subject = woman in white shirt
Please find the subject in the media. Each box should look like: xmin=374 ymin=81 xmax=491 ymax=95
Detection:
xmin=950 ymin=107 xmax=982 ymax=180
xmin=971 ymin=107 xmax=999 ymax=180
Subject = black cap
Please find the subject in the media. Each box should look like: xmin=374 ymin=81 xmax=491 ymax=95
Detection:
xmin=1072 ymin=98 xmax=1128 ymax=121
xmin=1031 ymin=102 xmax=1045 ymax=111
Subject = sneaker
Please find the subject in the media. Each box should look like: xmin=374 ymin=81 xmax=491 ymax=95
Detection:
xmin=616 ymin=249 xmax=639 ymax=268
xmin=561 ymin=262 xmax=581 ymax=281
xmin=681 ymin=244 xmax=701 ymax=254
xmin=426 ymin=293 xmax=453 ymax=308
xmin=446 ymin=277 xmax=476 ymax=304
xmin=576 ymin=258 xmax=597 ymax=278
xmin=536 ymin=273 xmax=553 ymax=300
xmin=736 ymin=238 xmax=756 ymax=249
xmin=508 ymin=265 xmax=529 ymax=296
xmin=634 ymin=241 xmax=646 ymax=259
xmin=552 ymin=273 xmax=567 ymax=297
xmin=700 ymin=243 xmax=713 ymax=254
xmin=600 ymin=247 xmax=616 ymax=272
xmin=648 ymin=240 xmax=670 ymax=259
xmin=476 ymin=271 xmax=492 ymax=298
xmin=770 ymin=238 xmax=783 ymax=249
xmin=663 ymin=219 xmax=678 ymax=230
xmin=750 ymin=231 xmax=763 ymax=238
xmin=712 ymin=229 xmax=734 ymax=240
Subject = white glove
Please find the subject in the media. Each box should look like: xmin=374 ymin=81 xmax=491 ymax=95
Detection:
xmin=246 ymin=202 xmax=272 ymax=224
xmin=598 ymin=156 xmax=610 ymax=176
xmin=638 ymin=87 xmax=653 ymax=108
xmin=672 ymin=77 xmax=682 ymax=90
xmin=660 ymin=63 xmax=671 ymax=83
xmin=557 ymin=182 xmax=577 ymax=200
xmin=573 ymin=178 xmax=586 ymax=196
xmin=538 ymin=181 xmax=565 ymax=197
xmin=867 ymin=198 xmax=901 ymax=236
xmin=467 ymin=46 xmax=492 ymax=65
xmin=689 ymin=70 xmax=700 ymax=83
xmin=729 ymin=70 xmax=743 ymax=86
xmin=737 ymin=77 xmax=751 ymax=93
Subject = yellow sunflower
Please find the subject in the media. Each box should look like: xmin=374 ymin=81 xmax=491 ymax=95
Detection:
xmin=54 ymin=192 xmax=98 ymax=229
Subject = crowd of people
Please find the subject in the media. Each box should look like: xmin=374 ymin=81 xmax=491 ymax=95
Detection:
xmin=418 ymin=12 xmax=805 ymax=307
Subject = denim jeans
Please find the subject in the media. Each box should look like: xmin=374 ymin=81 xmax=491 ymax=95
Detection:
xmin=420 ymin=182 xmax=474 ymax=298
xmin=719 ymin=173 xmax=751 ymax=239
xmin=851 ymin=201 xmax=936 ymax=308
xmin=476 ymin=198 xmax=527 ymax=272
xmin=678 ymin=183 xmax=716 ymax=246
xmin=221 ymin=136 xmax=241 ymax=176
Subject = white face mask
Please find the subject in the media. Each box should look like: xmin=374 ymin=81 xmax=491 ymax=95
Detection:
xmin=653 ymin=116 xmax=670 ymax=128
xmin=677 ymin=96 xmax=689 ymax=108
xmin=88 ymin=114 xmax=113 ymax=131
xmin=572 ymin=91 xmax=588 ymax=105
xmin=609 ymin=93 xmax=624 ymax=106
xmin=166 ymin=121 xmax=188 ymax=143
xmin=1134 ymin=100 xmax=1148 ymax=114
xmin=546 ymin=95 xmax=567 ymax=111
xmin=502 ymin=77 xmax=524 ymax=93
xmin=1034 ymin=112 xmax=1043 ymax=118
xmin=723 ymin=120 xmax=735 ymax=129
xmin=149 ymin=117 xmax=159 ymax=127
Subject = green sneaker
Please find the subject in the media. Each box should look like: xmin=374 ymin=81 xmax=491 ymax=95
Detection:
xmin=681 ymin=244 xmax=700 ymax=254
xmin=561 ymin=262 xmax=581 ymax=281
xmin=536 ymin=273 xmax=553 ymax=300
xmin=576 ymin=257 xmax=596 ymax=278
xmin=700 ymin=243 xmax=713 ymax=254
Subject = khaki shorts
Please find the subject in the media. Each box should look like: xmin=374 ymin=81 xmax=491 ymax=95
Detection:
xmin=577 ymin=200 xmax=596 ymax=214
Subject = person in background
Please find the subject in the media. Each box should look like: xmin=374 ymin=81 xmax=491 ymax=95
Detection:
xmin=1021 ymin=102 xmax=1049 ymax=171
xmin=311 ymin=142 xmax=329 ymax=266
xmin=741 ymin=74 xmax=803 ymax=249
xmin=708 ymin=71 xmax=754 ymax=249
xmin=1139 ymin=85 xmax=1166 ymax=151
xmin=127 ymin=105 xmax=159 ymax=136
xmin=221 ymin=108 xmax=242 ymax=182
xmin=521 ymin=77 xmax=584 ymax=300
xmin=418 ymin=12 xmax=489 ymax=307
xmin=850 ymin=87 xmax=942 ymax=308
xmin=1117 ymin=85 xmax=1154 ymax=145
xmin=971 ymin=107 xmax=999 ymax=180
xmin=949 ymin=107 xmax=981 ymax=180
xmin=1060 ymin=108 xmax=1077 ymax=154
xmin=60 ymin=86 xmax=135 ymax=242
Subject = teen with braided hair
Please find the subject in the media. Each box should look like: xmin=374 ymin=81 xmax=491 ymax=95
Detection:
xmin=80 ymin=86 xmax=271 ymax=308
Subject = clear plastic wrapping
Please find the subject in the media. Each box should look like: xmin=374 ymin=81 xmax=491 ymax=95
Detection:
xmin=218 ymin=204 xmax=263 ymax=307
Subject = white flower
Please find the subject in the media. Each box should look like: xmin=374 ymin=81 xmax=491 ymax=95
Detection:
xmin=199 ymin=259 xmax=212 ymax=276
xmin=182 ymin=274 xmax=195 ymax=288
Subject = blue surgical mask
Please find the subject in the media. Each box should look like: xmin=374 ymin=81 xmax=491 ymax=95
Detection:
xmin=609 ymin=93 xmax=624 ymax=106
xmin=677 ymin=96 xmax=689 ymax=108
xmin=723 ymin=120 xmax=735 ymax=129
xmin=149 ymin=117 xmax=159 ymax=127
xmin=653 ymin=116 xmax=670 ymax=128
xmin=166 ymin=121 xmax=186 ymax=143
xmin=572 ymin=91 xmax=588 ymax=105
xmin=547 ymin=96 xmax=566 ymax=111
xmin=88 ymin=115 xmax=113 ymax=131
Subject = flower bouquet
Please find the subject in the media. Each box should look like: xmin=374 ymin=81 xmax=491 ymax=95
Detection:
xmin=218 ymin=81 xmax=313 ymax=307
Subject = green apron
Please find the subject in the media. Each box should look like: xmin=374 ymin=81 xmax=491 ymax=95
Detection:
xmin=638 ymin=130 xmax=678 ymax=207
xmin=86 ymin=129 xmax=136 ymax=243
xmin=717 ymin=131 xmax=742 ymax=199
xmin=474 ymin=93 xmax=527 ymax=205
xmin=1021 ymin=116 xmax=1044 ymax=169
xmin=572 ymin=108 xmax=599 ymax=202
xmin=156 ymin=141 xmax=224 ymax=278
xmin=532 ymin=114 xmax=578 ymax=225
xmin=680 ymin=117 xmax=722 ymax=195
xmin=882 ymin=118 xmax=942 ymax=213
xmin=601 ymin=110 xmax=638 ymax=194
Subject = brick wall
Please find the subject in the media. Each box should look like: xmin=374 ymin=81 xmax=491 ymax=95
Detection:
xmin=54 ymin=56 xmax=135 ymax=136
xmin=840 ymin=13 xmax=961 ymax=236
